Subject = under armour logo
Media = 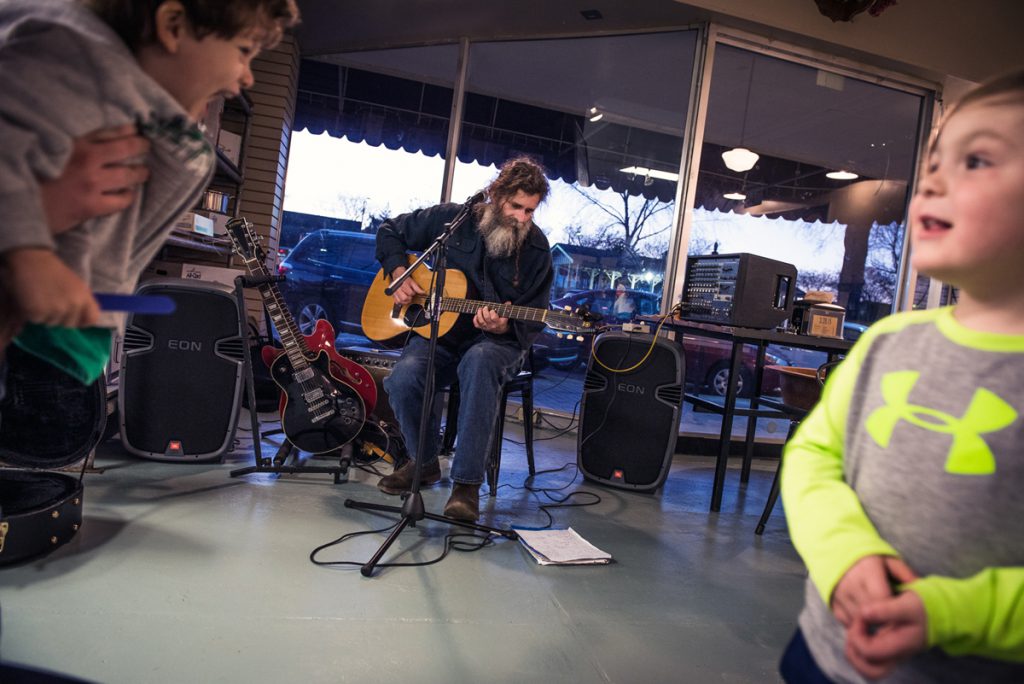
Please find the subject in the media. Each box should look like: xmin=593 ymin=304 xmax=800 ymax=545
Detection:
xmin=865 ymin=371 xmax=1017 ymax=475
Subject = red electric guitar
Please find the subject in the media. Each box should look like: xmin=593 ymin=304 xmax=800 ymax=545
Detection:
xmin=226 ymin=218 xmax=377 ymax=452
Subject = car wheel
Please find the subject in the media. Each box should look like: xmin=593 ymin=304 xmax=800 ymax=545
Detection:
xmin=296 ymin=301 xmax=330 ymax=336
xmin=707 ymin=363 xmax=753 ymax=397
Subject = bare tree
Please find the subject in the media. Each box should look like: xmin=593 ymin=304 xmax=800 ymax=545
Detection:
xmin=568 ymin=186 xmax=673 ymax=257
xmin=797 ymin=270 xmax=839 ymax=294
xmin=863 ymin=221 xmax=904 ymax=304
xmin=332 ymin=193 xmax=372 ymax=226
xmin=686 ymin=234 xmax=715 ymax=256
xmin=564 ymin=222 xmax=617 ymax=250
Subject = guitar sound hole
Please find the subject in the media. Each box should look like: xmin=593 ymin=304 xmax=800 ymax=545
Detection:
xmin=403 ymin=304 xmax=427 ymax=328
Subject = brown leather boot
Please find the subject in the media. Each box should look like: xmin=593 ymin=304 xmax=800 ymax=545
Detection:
xmin=443 ymin=483 xmax=480 ymax=521
xmin=377 ymin=459 xmax=442 ymax=495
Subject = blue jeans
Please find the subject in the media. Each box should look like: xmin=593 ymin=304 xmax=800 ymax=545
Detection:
xmin=780 ymin=629 xmax=834 ymax=684
xmin=383 ymin=334 xmax=524 ymax=486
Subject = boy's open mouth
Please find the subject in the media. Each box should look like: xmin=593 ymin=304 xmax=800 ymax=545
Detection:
xmin=921 ymin=216 xmax=953 ymax=232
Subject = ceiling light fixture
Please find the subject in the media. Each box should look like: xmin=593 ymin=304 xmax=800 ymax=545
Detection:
xmin=721 ymin=147 xmax=759 ymax=173
xmin=826 ymin=170 xmax=859 ymax=180
xmin=587 ymin=106 xmax=603 ymax=122
xmin=723 ymin=191 xmax=747 ymax=201
xmin=722 ymin=54 xmax=760 ymax=173
xmin=619 ymin=166 xmax=679 ymax=182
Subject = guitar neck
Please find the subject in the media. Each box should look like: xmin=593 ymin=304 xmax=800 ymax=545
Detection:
xmin=236 ymin=255 xmax=311 ymax=369
xmin=439 ymin=297 xmax=548 ymax=324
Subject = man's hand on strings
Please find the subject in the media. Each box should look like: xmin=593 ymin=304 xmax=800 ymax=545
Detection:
xmin=474 ymin=302 xmax=510 ymax=335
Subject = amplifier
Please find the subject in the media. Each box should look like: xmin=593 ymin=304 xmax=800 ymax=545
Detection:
xmin=677 ymin=253 xmax=796 ymax=329
xmin=337 ymin=347 xmax=400 ymax=424
xmin=337 ymin=346 xmax=399 ymax=371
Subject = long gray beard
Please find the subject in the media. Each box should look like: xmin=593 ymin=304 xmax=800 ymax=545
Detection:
xmin=477 ymin=204 xmax=531 ymax=258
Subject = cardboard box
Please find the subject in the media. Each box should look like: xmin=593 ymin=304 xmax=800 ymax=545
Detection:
xmin=176 ymin=211 xmax=214 ymax=236
xmin=181 ymin=263 xmax=244 ymax=287
xmin=208 ymin=212 xmax=231 ymax=236
xmin=140 ymin=260 xmax=183 ymax=282
xmin=217 ymin=129 xmax=243 ymax=167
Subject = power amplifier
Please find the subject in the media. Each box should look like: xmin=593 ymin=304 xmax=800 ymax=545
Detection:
xmin=677 ymin=253 xmax=796 ymax=329
xmin=337 ymin=346 xmax=400 ymax=371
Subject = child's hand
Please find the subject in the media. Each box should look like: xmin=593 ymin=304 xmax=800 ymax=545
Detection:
xmin=3 ymin=248 xmax=100 ymax=327
xmin=41 ymin=125 xmax=150 ymax=234
xmin=844 ymin=590 xmax=928 ymax=679
xmin=832 ymin=555 xmax=918 ymax=627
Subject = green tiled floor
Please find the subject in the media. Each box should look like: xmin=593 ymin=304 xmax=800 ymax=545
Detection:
xmin=0 ymin=414 xmax=804 ymax=683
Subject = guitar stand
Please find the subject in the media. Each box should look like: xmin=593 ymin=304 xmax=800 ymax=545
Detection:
xmin=227 ymin=275 xmax=351 ymax=485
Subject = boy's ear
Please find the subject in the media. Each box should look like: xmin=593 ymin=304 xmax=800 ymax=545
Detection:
xmin=153 ymin=1 xmax=190 ymax=54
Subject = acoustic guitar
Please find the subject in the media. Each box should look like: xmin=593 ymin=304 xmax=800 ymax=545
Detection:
xmin=361 ymin=256 xmax=603 ymax=345
xmin=226 ymin=218 xmax=368 ymax=453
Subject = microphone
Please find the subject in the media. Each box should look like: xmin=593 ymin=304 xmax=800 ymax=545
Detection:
xmin=463 ymin=190 xmax=486 ymax=207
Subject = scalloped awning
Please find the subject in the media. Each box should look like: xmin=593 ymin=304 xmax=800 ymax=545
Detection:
xmin=294 ymin=59 xmax=680 ymax=202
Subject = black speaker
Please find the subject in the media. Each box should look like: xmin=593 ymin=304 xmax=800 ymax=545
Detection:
xmin=119 ymin=278 xmax=245 ymax=461
xmin=678 ymin=253 xmax=797 ymax=329
xmin=578 ymin=332 xmax=684 ymax=492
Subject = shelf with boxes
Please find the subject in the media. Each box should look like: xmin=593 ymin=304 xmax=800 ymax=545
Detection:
xmin=152 ymin=93 xmax=253 ymax=266
xmin=207 ymin=92 xmax=251 ymax=220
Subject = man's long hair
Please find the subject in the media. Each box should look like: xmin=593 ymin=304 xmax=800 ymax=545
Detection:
xmin=484 ymin=156 xmax=549 ymax=205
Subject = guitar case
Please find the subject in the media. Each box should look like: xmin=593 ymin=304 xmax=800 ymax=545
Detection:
xmin=0 ymin=345 xmax=104 ymax=567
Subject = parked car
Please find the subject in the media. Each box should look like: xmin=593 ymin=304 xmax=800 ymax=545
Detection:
xmin=536 ymin=289 xmax=787 ymax=397
xmin=276 ymin=229 xmax=379 ymax=336
xmin=843 ymin=321 xmax=868 ymax=342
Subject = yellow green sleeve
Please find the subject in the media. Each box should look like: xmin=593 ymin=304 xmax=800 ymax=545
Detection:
xmin=780 ymin=334 xmax=898 ymax=605
xmin=910 ymin=568 xmax=1024 ymax=660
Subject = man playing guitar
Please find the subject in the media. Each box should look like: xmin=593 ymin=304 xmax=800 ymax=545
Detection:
xmin=374 ymin=157 xmax=553 ymax=521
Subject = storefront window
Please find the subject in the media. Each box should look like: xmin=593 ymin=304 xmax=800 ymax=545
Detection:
xmin=281 ymin=47 xmax=458 ymax=345
xmin=685 ymin=42 xmax=927 ymax=438
xmin=451 ymin=32 xmax=699 ymax=415
xmin=281 ymin=33 xmax=931 ymax=443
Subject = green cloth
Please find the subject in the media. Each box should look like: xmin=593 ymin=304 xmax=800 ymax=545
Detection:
xmin=13 ymin=323 xmax=112 ymax=385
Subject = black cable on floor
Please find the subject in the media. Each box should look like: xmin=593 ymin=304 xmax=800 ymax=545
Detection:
xmin=502 ymin=399 xmax=581 ymax=446
xmin=308 ymin=520 xmax=496 ymax=571
xmin=496 ymin=461 xmax=602 ymax=530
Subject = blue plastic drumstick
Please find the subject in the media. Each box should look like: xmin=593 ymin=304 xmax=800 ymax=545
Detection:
xmin=95 ymin=293 xmax=177 ymax=314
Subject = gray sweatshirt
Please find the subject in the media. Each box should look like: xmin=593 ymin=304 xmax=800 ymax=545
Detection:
xmin=0 ymin=0 xmax=215 ymax=328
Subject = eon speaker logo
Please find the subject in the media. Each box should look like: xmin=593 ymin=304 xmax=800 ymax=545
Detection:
xmin=168 ymin=339 xmax=202 ymax=352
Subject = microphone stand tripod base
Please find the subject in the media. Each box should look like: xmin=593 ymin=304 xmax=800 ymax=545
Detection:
xmin=344 ymin=492 xmax=519 ymax=577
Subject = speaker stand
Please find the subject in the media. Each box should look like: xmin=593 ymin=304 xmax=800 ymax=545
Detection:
xmin=226 ymin=275 xmax=351 ymax=485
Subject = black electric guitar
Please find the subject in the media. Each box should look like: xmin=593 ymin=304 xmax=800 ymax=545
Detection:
xmin=226 ymin=218 xmax=365 ymax=453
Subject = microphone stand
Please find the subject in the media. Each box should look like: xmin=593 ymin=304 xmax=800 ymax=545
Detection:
xmin=344 ymin=195 xmax=518 ymax=577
